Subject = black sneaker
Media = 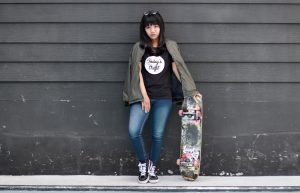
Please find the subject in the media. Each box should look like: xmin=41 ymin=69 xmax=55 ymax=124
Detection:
xmin=148 ymin=160 xmax=159 ymax=183
xmin=138 ymin=162 xmax=149 ymax=183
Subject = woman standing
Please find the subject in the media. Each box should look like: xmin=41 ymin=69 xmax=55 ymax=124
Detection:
xmin=123 ymin=10 xmax=201 ymax=183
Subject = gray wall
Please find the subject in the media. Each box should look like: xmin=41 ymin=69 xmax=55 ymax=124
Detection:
xmin=1 ymin=0 xmax=300 ymax=175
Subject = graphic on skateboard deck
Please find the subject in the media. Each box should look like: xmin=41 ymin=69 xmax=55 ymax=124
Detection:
xmin=177 ymin=96 xmax=203 ymax=181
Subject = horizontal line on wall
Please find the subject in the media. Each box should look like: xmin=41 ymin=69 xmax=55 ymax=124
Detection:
xmin=1 ymin=81 xmax=300 ymax=84
xmin=3 ymin=61 xmax=300 ymax=64
xmin=209 ymin=131 xmax=300 ymax=139
xmin=1 ymin=2 xmax=300 ymax=5
xmin=2 ymin=22 xmax=300 ymax=24
xmin=0 ymin=80 xmax=119 ymax=83
xmin=1 ymin=60 xmax=300 ymax=63
xmin=3 ymin=22 xmax=300 ymax=24
xmin=2 ymin=42 xmax=300 ymax=45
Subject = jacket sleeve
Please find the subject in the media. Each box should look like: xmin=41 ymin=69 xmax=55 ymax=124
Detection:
xmin=122 ymin=48 xmax=133 ymax=105
xmin=168 ymin=40 xmax=200 ymax=97
xmin=123 ymin=42 xmax=143 ymax=105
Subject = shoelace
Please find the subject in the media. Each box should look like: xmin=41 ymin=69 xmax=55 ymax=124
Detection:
xmin=138 ymin=162 xmax=147 ymax=176
xmin=148 ymin=162 xmax=156 ymax=176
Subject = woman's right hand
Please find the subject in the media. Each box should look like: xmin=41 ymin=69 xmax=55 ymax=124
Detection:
xmin=141 ymin=96 xmax=151 ymax=113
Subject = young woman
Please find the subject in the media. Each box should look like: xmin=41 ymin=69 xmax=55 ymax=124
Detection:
xmin=123 ymin=10 xmax=201 ymax=183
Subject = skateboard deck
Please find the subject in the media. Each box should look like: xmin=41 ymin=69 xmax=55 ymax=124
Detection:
xmin=177 ymin=96 xmax=203 ymax=181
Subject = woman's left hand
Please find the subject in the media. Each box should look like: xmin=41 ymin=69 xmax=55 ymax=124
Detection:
xmin=193 ymin=93 xmax=202 ymax=101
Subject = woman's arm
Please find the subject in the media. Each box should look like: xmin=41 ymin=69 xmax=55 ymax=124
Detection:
xmin=139 ymin=63 xmax=151 ymax=113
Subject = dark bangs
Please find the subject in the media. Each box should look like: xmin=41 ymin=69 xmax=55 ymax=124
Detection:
xmin=142 ymin=14 xmax=160 ymax=28
xmin=139 ymin=11 xmax=165 ymax=50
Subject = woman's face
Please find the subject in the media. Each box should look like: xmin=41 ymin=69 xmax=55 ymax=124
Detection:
xmin=145 ymin=24 xmax=160 ymax=41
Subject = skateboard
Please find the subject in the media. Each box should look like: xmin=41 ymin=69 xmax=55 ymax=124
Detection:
xmin=177 ymin=95 xmax=203 ymax=181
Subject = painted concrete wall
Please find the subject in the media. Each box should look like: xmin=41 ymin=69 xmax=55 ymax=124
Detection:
xmin=0 ymin=0 xmax=300 ymax=175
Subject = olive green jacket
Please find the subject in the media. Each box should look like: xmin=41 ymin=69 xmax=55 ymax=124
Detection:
xmin=123 ymin=39 xmax=199 ymax=105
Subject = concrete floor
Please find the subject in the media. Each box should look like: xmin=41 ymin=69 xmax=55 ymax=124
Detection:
xmin=0 ymin=175 xmax=299 ymax=192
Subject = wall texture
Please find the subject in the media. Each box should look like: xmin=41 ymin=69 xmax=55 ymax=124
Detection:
xmin=0 ymin=0 xmax=300 ymax=176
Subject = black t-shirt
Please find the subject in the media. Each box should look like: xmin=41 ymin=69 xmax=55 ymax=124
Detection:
xmin=141 ymin=47 xmax=173 ymax=99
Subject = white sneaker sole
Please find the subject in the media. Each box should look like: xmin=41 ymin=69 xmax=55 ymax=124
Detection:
xmin=149 ymin=179 xmax=159 ymax=184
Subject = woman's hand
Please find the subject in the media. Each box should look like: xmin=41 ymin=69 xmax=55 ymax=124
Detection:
xmin=194 ymin=93 xmax=203 ymax=119
xmin=178 ymin=93 xmax=203 ymax=117
xmin=142 ymin=96 xmax=151 ymax=113
xmin=193 ymin=93 xmax=202 ymax=101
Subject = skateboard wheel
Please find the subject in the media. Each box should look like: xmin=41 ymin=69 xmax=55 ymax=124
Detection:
xmin=178 ymin=110 xmax=183 ymax=117
xmin=193 ymin=160 xmax=198 ymax=166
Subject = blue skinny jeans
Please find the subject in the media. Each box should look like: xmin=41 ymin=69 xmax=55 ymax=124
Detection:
xmin=128 ymin=99 xmax=172 ymax=166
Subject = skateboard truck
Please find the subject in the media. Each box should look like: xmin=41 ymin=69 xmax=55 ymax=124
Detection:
xmin=178 ymin=110 xmax=202 ymax=121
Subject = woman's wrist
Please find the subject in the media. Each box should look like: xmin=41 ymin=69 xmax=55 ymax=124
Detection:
xmin=143 ymin=94 xmax=150 ymax=101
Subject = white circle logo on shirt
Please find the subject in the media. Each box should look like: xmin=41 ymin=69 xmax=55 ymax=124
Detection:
xmin=144 ymin=56 xmax=165 ymax=75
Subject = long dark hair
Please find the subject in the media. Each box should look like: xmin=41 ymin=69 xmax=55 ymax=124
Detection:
xmin=139 ymin=10 xmax=166 ymax=52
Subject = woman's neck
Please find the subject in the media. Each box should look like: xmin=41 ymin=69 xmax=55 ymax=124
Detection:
xmin=151 ymin=39 xmax=158 ymax=48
